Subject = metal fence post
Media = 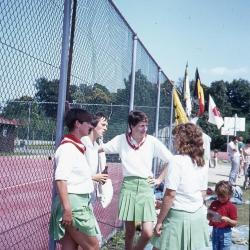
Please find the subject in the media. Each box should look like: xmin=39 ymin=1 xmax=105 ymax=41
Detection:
xmin=155 ymin=68 xmax=161 ymax=139
xmin=129 ymin=34 xmax=137 ymax=112
xmin=49 ymin=0 xmax=72 ymax=249
xmin=168 ymin=84 xmax=174 ymax=151
xmin=153 ymin=68 xmax=161 ymax=178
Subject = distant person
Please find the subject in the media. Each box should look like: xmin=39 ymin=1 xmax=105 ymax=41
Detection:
xmin=227 ymin=136 xmax=240 ymax=185
xmin=151 ymin=123 xmax=209 ymax=250
xmin=238 ymin=136 xmax=245 ymax=176
xmin=49 ymin=108 xmax=99 ymax=250
xmin=101 ymin=110 xmax=173 ymax=250
xmin=207 ymin=180 xmax=237 ymax=250
xmin=242 ymin=138 xmax=250 ymax=189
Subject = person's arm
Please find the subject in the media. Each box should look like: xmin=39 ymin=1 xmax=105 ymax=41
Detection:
xmin=154 ymin=188 xmax=176 ymax=236
xmin=221 ymin=205 xmax=238 ymax=227
xmin=148 ymin=163 xmax=168 ymax=186
xmin=221 ymin=216 xmax=237 ymax=227
xmin=92 ymin=173 xmax=108 ymax=184
xmin=56 ymin=180 xmax=72 ymax=226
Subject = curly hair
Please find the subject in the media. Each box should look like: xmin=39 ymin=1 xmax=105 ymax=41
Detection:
xmin=173 ymin=123 xmax=205 ymax=166
xmin=215 ymin=180 xmax=233 ymax=197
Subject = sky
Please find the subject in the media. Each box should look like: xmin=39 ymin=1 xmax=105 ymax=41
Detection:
xmin=113 ymin=0 xmax=250 ymax=86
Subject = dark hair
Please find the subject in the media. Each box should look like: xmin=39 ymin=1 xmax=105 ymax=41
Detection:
xmin=64 ymin=108 xmax=92 ymax=131
xmin=231 ymin=136 xmax=238 ymax=141
xmin=128 ymin=110 xmax=148 ymax=130
xmin=172 ymin=123 xmax=205 ymax=166
xmin=215 ymin=180 xmax=233 ymax=197
xmin=91 ymin=112 xmax=108 ymax=128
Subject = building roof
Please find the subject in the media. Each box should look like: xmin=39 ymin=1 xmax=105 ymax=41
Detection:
xmin=0 ymin=116 xmax=19 ymax=126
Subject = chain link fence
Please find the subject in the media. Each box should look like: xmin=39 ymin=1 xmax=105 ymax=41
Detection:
xmin=0 ymin=0 xmax=173 ymax=249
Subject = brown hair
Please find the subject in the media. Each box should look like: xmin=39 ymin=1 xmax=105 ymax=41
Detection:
xmin=91 ymin=112 xmax=108 ymax=128
xmin=128 ymin=110 xmax=148 ymax=130
xmin=64 ymin=108 xmax=92 ymax=131
xmin=215 ymin=180 xmax=233 ymax=197
xmin=173 ymin=123 xmax=205 ymax=166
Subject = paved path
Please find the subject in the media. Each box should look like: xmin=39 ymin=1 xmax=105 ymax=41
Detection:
xmin=208 ymin=160 xmax=244 ymax=187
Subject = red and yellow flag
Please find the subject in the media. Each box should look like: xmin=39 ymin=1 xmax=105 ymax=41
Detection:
xmin=194 ymin=68 xmax=204 ymax=116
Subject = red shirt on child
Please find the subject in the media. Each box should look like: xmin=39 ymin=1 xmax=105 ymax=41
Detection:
xmin=208 ymin=200 xmax=237 ymax=228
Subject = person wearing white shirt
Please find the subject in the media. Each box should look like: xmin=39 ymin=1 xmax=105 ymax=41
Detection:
xmin=102 ymin=110 xmax=172 ymax=250
xmin=227 ymin=136 xmax=240 ymax=184
xmin=81 ymin=112 xmax=109 ymax=246
xmin=82 ymin=113 xmax=109 ymax=184
xmin=151 ymin=123 xmax=209 ymax=250
xmin=49 ymin=108 xmax=99 ymax=250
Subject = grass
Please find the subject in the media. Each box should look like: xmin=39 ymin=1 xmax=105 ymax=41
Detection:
xmin=236 ymin=186 xmax=250 ymax=225
xmin=101 ymin=230 xmax=125 ymax=250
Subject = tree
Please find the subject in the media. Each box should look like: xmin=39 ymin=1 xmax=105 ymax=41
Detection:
xmin=34 ymin=77 xmax=59 ymax=118
xmin=227 ymin=79 xmax=250 ymax=118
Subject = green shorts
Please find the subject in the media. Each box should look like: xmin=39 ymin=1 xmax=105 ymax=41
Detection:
xmin=49 ymin=193 xmax=98 ymax=240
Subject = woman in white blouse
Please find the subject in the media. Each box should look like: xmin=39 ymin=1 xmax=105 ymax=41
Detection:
xmin=102 ymin=110 xmax=173 ymax=250
xmin=49 ymin=108 xmax=99 ymax=250
xmin=151 ymin=123 xmax=209 ymax=250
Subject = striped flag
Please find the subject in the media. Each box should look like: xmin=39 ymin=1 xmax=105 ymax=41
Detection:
xmin=182 ymin=62 xmax=192 ymax=117
xmin=194 ymin=68 xmax=205 ymax=116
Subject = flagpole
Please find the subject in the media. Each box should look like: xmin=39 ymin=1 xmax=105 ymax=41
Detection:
xmin=153 ymin=68 xmax=161 ymax=178
xmin=234 ymin=114 xmax=237 ymax=136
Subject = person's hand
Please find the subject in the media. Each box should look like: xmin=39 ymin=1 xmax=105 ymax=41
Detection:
xmin=155 ymin=200 xmax=162 ymax=210
xmin=221 ymin=216 xmax=229 ymax=223
xmin=93 ymin=173 xmax=108 ymax=184
xmin=154 ymin=222 xmax=163 ymax=237
xmin=62 ymin=208 xmax=72 ymax=226
xmin=147 ymin=176 xmax=155 ymax=186
xmin=154 ymin=177 xmax=162 ymax=186
xmin=147 ymin=176 xmax=161 ymax=186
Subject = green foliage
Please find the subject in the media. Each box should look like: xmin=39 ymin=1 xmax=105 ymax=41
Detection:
xmin=34 ymin=77 xmax=59 ymax=118
xmin=1 ymin=73 xmax=250 ymax=147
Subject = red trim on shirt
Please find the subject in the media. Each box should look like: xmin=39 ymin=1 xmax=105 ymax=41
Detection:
xmin=125 ymin=132 xmax=146 ymax=150
xmin=60 ymin=134 xmax=86 ymax=154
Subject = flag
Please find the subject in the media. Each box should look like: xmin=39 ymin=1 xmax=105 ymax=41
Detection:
xmin=194 ymin=68 xmax=205 ymax=116
xmin=173 ymin=88 xmax=188 ymax=125
xmin=182 ymin=62 xmax=192 ymax=117
xmin=208 ymin=95 xmax=224 ymax=129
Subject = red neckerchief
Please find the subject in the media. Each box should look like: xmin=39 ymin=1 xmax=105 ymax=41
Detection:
xmin=60 ymin=134 xmax=86 ymax=154
xmin=125 ymin=132 xmax=146 ymax=150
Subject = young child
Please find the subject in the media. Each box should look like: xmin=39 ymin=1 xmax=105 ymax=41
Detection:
xmin=207 ymin=180 xmax=237 ymax=250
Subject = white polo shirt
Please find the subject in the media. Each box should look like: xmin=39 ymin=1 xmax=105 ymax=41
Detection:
xmin=55 ymin=143 xmax=94 ymax=194
xmin=81 ymin=136 xmax=107 ymax=174
xmin=165 ymin=154 xmax=208 ymax=212
xmin=103 ymin=134 xmax=173 ymax=178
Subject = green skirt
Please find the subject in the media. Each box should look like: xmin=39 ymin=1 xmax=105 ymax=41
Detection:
xmin=119 ymin=176 xmax=156 ymax=222
xmin=151 ymin=207 xmax=209 ymax=250
xmin=49 ymin=194 xmax=98 ymax=240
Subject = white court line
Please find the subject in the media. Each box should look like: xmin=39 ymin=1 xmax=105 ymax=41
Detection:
xmin=0 ymin=177 xmax=52 ymax=192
